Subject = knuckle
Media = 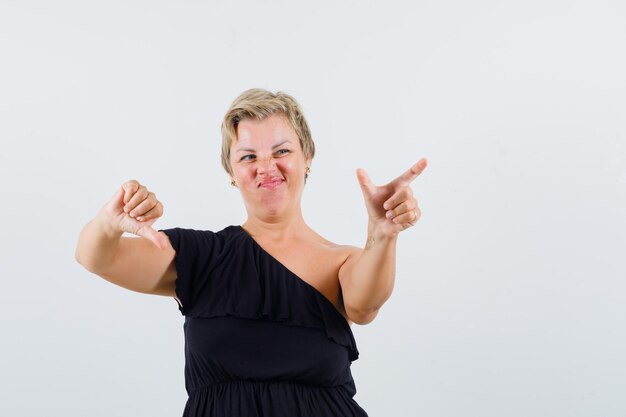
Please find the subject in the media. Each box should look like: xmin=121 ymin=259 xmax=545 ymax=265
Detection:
xmin=124 ymin=179 xmax=140 ymax=189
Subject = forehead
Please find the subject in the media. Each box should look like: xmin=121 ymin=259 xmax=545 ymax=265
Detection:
xmin=234 ymin=113 xmax=298 ymax=147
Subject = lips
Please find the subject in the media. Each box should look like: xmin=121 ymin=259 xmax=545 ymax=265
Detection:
xmin=258 ymin=178 xmax=284 ymax=189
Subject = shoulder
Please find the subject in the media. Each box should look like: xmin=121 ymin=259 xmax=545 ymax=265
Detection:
xmin=319 ymin=239 xmax=361 ymax=281
xmin=158 ymin=225 xmax=240 ymax=254
xmin=159 ymin=225 xmax=239 ymax=239
xmin=313 ymin=233 xmax=361 ymax=267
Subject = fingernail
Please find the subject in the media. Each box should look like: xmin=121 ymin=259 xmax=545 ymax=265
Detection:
xmin=386 ymin=211 xmax=393 ymax=219
xmin=383 ymin=203 xmax=390 ymax=210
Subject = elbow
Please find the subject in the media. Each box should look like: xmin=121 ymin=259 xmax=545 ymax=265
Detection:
xmin=75 ymin=248 xmax=86 ymax=269
xmin=75 ymin=247 xmax=84 ymax=266
xmin=74 ymin=248 xmax=100 ymax=274
xmin=75 ymin=238 xmax=91 ymax=269
xmin=344 ymin=292 xmax=392 ymax=325
xmin=74 ymin=247 xmax=92 ymax=271
xmin=346 ymin=305 xmax=380 ymax=325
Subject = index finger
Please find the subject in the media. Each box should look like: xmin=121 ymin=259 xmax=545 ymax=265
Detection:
xmin=122 ymin=180 xmax=141 ymax=204
xmin=392 ymin=158 xmax=428 ymax=186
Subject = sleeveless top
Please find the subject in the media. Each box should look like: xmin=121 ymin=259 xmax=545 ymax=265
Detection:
xmin=158 ymin=225 xmax=368 ymax=417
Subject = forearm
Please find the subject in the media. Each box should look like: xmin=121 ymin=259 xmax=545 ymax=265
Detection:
xmin=343 ymin=226 xmax=398 ymax=315
xmin=75 ymin=210 xmax=123 ymax=273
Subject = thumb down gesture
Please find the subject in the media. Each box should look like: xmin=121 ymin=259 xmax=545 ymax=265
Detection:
xmin=98 ymin=180 xmax=168 ymax=249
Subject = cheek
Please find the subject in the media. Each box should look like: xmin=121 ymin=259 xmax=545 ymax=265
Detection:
xmin=232 ymin=163 xmax=253 ymax=177
xmin=278 ymin=159 xmax=301 ymax=172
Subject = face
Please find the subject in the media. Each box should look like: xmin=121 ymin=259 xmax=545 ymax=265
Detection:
xmin=230 ymin=113 xmax=311 ymax=218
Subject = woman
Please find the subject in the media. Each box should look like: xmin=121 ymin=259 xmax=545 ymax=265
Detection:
xmin=75 ymin=88 xmax=427 ymax=416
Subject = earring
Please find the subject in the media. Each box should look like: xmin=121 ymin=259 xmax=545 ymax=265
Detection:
xmin=230 ymin=179 xmax=237 ymax=187
xmin=305 ymin=166 xmax=310 ymax=179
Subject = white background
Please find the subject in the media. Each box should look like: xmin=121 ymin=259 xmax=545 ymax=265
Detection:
xmin=1 ymin=1 xmax=625 ymax=416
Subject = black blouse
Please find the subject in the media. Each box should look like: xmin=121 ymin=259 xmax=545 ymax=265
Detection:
xmin=158 ymin=225 xmax=368 ymax=417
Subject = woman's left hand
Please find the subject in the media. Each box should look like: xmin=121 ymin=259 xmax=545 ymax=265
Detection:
xmin=356 ymin=158 xmax=428 ymax=237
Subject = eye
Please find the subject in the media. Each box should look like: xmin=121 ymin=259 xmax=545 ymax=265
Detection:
xmin=275 ymin=149 xmax=290 ymax=156
xmin=240 ymin=154 xmax=256 ymax=161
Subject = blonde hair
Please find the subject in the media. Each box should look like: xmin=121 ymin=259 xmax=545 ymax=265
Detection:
xmin=220 ymin=88 xmax=316 ymax=177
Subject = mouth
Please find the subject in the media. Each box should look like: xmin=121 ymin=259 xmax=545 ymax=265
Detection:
xmin=258 ymin=178 xmax=284 ymax=189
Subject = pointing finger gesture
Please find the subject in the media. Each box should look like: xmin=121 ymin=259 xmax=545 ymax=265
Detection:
xmin=390 ymin=159 xmax=428 ymax=188
xmin=356 ymin=158 xmax=427 ymax=237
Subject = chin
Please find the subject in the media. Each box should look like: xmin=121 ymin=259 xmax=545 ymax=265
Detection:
xmin=250 ymin=193 xmax=287 ymax=215
xmin=262 ymin=199 xmax=286 ymax=213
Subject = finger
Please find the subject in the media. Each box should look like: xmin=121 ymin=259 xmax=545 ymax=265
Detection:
xmin=384 ymin=199 xmax=417 ymax=221
xmin=137 ymin=225 xmax=168 ymax=250
xmin=124 ymin=186 xmax=148 ymax=213
xmin=135 ymin=202 xmax=164 ymax=221
xmin=105 ymin=186 xmax=125 ymax=211
xmin=392 ymin=158 xmax=428 ymax=187
xmin=391 ymin=207 xmax=421 ymax=225
xmin=356 ymin=168 xmax=376 ymax=195
xmin=122 ymin=180 xmax=140 ymax=204
xmin=383 ymin=188 xmax=413 ymax=211
xmin=127 ymin=193 xmax=156 ymax=218
xmin=110 ymin=185 xmax=124 ymax=202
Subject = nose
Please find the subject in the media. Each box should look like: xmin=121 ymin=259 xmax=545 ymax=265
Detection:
xmin=257 ymin=155 xmax=278 ymax=174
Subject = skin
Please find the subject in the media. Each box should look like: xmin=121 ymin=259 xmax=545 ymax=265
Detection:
xmin=75 ymin=112 xmax=427 ymax=325
xmin=229 ymin=113 xmax=428 ymax=325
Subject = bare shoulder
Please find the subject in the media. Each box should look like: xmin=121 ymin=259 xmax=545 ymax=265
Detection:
xmin=314 ymin=234 xmax=361 ymax=264
xmin=313 ymin=236 xmax=361 ymax=285
xmin=312 ymin=234 xmax=362 ymax=290
xmin=319 ymin=240 xmax=363 ymax=326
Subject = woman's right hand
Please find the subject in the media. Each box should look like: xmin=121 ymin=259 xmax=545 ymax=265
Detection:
xmin=97 ymin=180 xmax=168 ymax=249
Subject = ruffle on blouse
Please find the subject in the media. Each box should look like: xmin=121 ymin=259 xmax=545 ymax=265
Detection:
xmin=161 ymin=225 xmax=359 ymax=362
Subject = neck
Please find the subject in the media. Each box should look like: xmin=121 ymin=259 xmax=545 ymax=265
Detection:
xmin=242 ymin=208 xmax=310 ymax=243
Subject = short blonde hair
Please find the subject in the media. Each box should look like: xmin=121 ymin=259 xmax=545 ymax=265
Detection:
xmin=220 ymin=88 xmax=316 ymax=177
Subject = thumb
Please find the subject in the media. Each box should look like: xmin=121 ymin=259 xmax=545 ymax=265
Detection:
xmin=136 ymin=224 xmax=168 ymax=250
xmin=101 ymin=186 xmax=125 ymax=214
xmin=108 ymin=186 xmax=124 ymax=206
xmin=356 ymin=168 xmax=375 ymax=196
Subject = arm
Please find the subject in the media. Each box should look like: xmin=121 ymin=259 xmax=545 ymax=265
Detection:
xmin=338 ymin=159 xmax=428 ymax=325
xmin=75 ymin=181 xmax=176 ymax=296
xmin=338 ymin=229 xmax=397 ymax=324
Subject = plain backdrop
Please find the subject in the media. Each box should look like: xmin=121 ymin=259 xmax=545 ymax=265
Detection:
xmin=1 ymin=1 xmax=625 ymax=416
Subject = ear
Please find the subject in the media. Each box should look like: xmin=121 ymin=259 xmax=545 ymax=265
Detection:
xmin=303 ymin=157 xmax=312 ymax=183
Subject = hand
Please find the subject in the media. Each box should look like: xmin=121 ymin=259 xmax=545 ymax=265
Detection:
xmin=356 ymin=158 xmax=427 ymax=237
xmin=97 ymin=180 xmax=168 ymax=249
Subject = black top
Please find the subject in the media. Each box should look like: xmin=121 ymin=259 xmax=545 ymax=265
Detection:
xmin=158 ymin=225 xmax=368 ymax=417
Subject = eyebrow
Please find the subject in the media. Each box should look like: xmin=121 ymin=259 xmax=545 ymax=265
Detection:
xmin=235 ymin=140 xmax=292 ymax=153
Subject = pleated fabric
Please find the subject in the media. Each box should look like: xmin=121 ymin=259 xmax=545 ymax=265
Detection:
xmin=158 ymin=225 xmax=368 ymax=417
